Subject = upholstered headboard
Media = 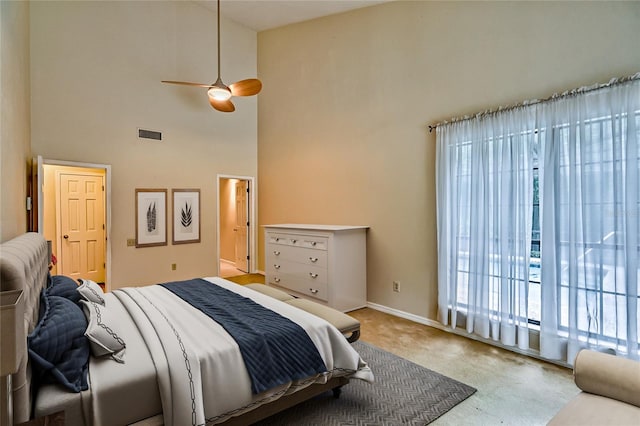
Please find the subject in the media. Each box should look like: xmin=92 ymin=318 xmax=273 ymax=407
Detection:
xmin=0 ymin=232 xmax=49 ymax=423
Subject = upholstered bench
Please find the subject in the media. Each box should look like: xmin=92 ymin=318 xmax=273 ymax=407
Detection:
xmin=245 ymin=283 xmax=295 ymax=302
xmin=245 ymin=283 xmax=361 ymax=343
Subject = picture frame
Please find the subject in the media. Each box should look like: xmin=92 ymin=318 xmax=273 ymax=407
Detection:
xmin=172 ymin=189 xmax=200 ymax=244
xmin=135 ymin=189 xmax=167 ymax=248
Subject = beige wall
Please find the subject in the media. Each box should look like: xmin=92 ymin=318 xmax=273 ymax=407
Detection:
xmin=30 ymin=1 xmax=258 ymax=288
xmin=257 ymin=1 xmax=640 ymax=319
xmin=0 ymin=0 xmax=30 ymax=242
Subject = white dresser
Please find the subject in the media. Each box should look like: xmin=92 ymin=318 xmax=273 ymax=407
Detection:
xmin=264 ymin=224 xmax=368 ymax=312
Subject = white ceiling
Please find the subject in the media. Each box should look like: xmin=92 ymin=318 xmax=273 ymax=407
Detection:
xmin=197 ymin=0 xmax=392 ymax=32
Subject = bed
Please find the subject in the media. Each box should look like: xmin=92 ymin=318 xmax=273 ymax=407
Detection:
xmin=0 ymin=233 xmax=372 ymax=425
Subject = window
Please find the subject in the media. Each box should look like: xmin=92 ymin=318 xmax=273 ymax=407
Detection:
xmin=528 ymin=169 xmax=541 ymax=324
xmin=548 ymin=113 xmax=640 ymax=347
xmin=437 ymin=77 xmax=640 ymax=362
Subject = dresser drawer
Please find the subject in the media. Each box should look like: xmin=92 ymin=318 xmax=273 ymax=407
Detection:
xmin=298 ymin=236 xmax=327 ymax=250
xmin=267 ymin=274 xmax=328 ymax=302
xmin=267 ymin=233 xmax=290 ymax=246
xmin=267 ymin=233 xmax=328 ymax=251
xmin=266 ymin=260 xmax=327 ymax=283
xmin=266 ymin=260 xmax=328 ymax=301
xmin=266 ymin=243 xmax=328 ymax=268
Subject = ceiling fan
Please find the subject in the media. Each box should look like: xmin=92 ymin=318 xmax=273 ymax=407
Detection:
xmin=162 ymin=0 xmax=262 ymax=112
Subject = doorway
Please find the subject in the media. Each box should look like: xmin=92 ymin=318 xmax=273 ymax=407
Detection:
xmin=36 ymin=157 xmax=111 ymax=289
xmin=217 ymin=175 xmax=255 ymax=278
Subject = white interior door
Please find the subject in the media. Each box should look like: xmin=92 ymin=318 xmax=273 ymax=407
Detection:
xmin=58 ymin=172 xmax=105 ymax=283
xmin=234 ymin=180 xmax=249 ymax=273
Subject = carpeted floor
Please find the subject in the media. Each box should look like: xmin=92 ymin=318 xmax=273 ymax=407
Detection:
xmin=255 ymin=341 xmax=476 ymax=425
xmin=223 ymin=273 xmax=575 ymax=424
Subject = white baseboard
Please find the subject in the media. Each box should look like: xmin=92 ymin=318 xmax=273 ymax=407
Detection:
xmin=366 ymin=302 xmax=443 ymax=329
xmin=366 ymin=301 xmax=570 ymax=368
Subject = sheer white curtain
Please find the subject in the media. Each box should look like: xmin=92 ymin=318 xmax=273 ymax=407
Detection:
xmin=436 ymin=108 xmax=536 ymax=350
xmin=436 ymin=75 xmax=640 ymax=364
xmin=539 ymin=79 xmax=640 ymax=363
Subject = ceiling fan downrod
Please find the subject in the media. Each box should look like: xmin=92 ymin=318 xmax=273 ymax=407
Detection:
xmin=207 ymin=0 xmax=232 ymax=101
xmin=161 ymin=0 xmax=262 ymax=112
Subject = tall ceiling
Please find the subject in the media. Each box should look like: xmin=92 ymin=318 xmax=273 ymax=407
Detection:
xmin=197 ymin=0 xmax=392 ymax=31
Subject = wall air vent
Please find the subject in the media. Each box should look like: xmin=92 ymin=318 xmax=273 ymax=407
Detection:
xmin=138 ymin=128 xmax=162 ymax=141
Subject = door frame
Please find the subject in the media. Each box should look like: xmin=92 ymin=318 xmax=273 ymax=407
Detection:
xmin=216 ymin=174 xmax=256 ymax=275
xmin=36 ymin=156 xmax=112 ymax=289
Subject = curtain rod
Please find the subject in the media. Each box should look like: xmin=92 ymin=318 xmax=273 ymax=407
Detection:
xmin=427 ymin=72 xmax=640 ymax=133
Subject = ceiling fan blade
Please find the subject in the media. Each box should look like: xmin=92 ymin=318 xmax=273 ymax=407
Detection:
xmin=209 ymin=97 xmax=235 ymax=113
xmin=229 ymin=79 xmax=262 ymax=97
xmin=162 ymin=80 xmax=213 ymax=88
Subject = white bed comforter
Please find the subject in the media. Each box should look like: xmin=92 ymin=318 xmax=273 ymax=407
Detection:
xmin=95 ymin=277 xmax=372 ymax=426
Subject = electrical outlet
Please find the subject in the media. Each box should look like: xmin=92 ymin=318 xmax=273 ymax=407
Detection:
xmin=127 ymin=238 xmax=135 ymax=247
xmin=171 ymin=263 xmax=177 ymax=271
xmin=393 ymin=280 xmax=401 ymax=292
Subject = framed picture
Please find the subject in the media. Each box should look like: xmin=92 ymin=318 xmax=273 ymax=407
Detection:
xmin=172 ymin=189 xmax=200 ymax=244
xmin=135 ymin=189 xmax=167 ymax=248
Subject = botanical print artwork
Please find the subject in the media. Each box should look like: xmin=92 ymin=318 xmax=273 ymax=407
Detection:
xmin=135 ymin=189 xmax=167 ymax=247
xmin=180 ymin=202 xmax=193 ymax=233
xmin=172 ymin=189 xmax=200 ymax=244
xmin=147 ymin=202 xmax=158 ymax=234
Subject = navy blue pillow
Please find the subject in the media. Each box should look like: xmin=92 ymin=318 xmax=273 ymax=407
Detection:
xmin=47 ymin=275 xmax=81 ymax=304
xmin=28 ymin=294 xmax=90 ymax=392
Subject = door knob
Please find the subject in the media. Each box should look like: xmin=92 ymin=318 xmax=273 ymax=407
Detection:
xmin=63 ymin=235 xmax=69 ymax=239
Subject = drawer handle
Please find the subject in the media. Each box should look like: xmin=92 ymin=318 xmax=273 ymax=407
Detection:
xmin=274 ymin=277 xmax=281 ymax=283
xmin=291 ymin=239 xmax=297 ymax=244
xmin=311 ymin=241 xmax=317 ymax=247
xmin=309 ymin=257 xmax=318 ymax=263
xmin=309 ymin=288 xmax=319 ymax=294
xmin=275 ymin=238 xmax=280 ymax=242
xmin=273 ymin=250 xmax=280 ymax=256
xmin=309 ymin=273 xmax=318 ymax=279
xmin=274 ymin=264 xmax=280 ymax=270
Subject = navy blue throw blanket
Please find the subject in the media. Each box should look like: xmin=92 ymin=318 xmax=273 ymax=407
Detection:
xmin=160 ymin=279 xmax=327 ymax=394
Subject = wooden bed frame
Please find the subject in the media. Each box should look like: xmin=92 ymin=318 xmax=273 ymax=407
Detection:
xmin=0 ymin=233 xmax=347 ymax=425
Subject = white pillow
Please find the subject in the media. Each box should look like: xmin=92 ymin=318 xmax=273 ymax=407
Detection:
xmin=80 ymin=300 xmax=126 ymax=363
xmin=77 ymin=278 xmax=106 ymax=305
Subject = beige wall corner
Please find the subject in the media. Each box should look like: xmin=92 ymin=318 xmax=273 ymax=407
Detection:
xmin=0 ymin=0 xmax=31 ymax=242
xmin=257 ymin=1 xmax=640 ymax=319
xmin=30 ymin=1 xmax=258 ymax=287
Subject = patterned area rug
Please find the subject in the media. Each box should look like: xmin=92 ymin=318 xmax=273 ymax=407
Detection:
xmin=256 ymin=341 xmax=476 ymax=425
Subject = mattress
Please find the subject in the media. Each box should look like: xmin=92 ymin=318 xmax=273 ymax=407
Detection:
xmin=35 ymin=289 xmax=162 ymax=425
xmin=35 ymin=277 xmax=372 ymax=426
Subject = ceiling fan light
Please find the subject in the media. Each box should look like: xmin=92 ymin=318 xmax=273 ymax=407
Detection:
xmin=208 ymin=86 xmax=232 ymax=101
